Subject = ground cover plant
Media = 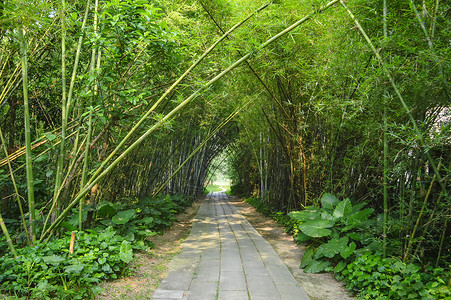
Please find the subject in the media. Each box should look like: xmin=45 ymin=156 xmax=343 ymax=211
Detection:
xmin=0 ymin=194 xmax=193 ymax=299
xmin=244 ymin=193 xmax=450 ymax=299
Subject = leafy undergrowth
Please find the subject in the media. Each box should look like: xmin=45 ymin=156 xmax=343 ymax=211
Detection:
xmin=0 ymin=194 xmax=193 ymax=299
xmin=244 ymin=194 xmax=450 ymax=300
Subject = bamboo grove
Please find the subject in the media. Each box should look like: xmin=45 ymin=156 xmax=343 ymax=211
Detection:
xmin=0 ymin=0 xmax=450 ymax=292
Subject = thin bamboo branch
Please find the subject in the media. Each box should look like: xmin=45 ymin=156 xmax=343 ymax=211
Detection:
xmin=0 ymin=211 xmax=16 ymax=257
xmin=340 ymin=0 xmax=447 ymax=197
xmin=0 ymin=127 xmax=29 ymax=244
xmin=383 ymin=0 xmax=389 ymax=258
xmin=409 ymin=0 xmax=448 ymax=96
xmin=403 ymin=162 xmax=441 ymax=262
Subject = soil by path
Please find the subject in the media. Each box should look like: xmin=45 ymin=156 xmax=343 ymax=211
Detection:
xmin=97 ymin=195 xmax=353 ymax=300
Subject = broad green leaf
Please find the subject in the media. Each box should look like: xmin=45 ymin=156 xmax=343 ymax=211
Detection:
xmin=34 ymin=154 xmax=48 ymax=162
xmin=315 ymin=237 xmax=349 ymax=259
xmin=334 ymin=261 xmax=347 ymax=273
xmin=321 ymin=211 xmax=333 ymax=221
xmin=125 ymin=231 xmax=135 ymax=242
xmin=304 ymin=260 xmax=331 ymax=273
xmin=321 ymin=193 xmax=339 ymax=210
xmin=333 ymin=198 xmax=352 ymax=219
xmin=99 ymin=227 xmax=117 ymax=240
xmin=340 ymin=242 xmax=356 ymax=259
xmin=65 ymin=264 xmax=86 ymax=273
xmin=97 ymin=204 xmax=117 ymax=218
xmin=45 ymin=132 xmax=57 ymax=141
xmin=294 ymin=232 xmax=311 ymax=244
xmin=300 ymin=248 xmax=315 ymax=268
xmin=347 ymin=208 xmax=374 ymax=224
xmin=288 ymin=210 xmax=320 ymax=222
xmin=43 ymin=255 xmax=65 ymax=265
xmin=299 ymin=219 xmax=334 ymax=237
xmin=139 ymin=217 xmax=154 ymax=224
xmin=112 ymin=209 xmax=135 ymax=225
xmin=119 ymin=240 xmax=133 ymax=263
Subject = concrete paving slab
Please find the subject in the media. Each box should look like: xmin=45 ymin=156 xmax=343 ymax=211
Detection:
xmin=152 ymin=191 xmax=310 ymax=300
xmin=218 ymin=290 xmax=249 ymax=300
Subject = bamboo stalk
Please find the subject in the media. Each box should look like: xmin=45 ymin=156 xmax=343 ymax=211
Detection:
xmin=435 ymin=218 xmax=447 ymax=267
xmin=53 ymin=0 xmax=67 ymax=218
xmin=429 ymin=0 xmax=440 ymax=38
xmin=40 ymin=0 xmax=341 ymax=241
xmin=0 ymin=127 xmax=30 ymax=244
xmin=382 ymin=0 xmax=389 ymax=258
xmin=19 ymin=28 xmax=36 ymax=244
xmin=42 ymin=135 xmax=88 ymax=234
xmin=0 ymin=211 xmax=16 ymax=257
xmin=80 ymin=0 xmax=99 ymax=231
xmin=53 ymin=0 xmax=91 ymax=218
xmin=339 ymin=0 xmax=447 ymax=198
xmin=69 ymin=231 xmax=76 ymax=254
xmin=409 ymin=0 xmax=448 ymax=96
xmin=403 ymin=163 xmax=441 ymax=262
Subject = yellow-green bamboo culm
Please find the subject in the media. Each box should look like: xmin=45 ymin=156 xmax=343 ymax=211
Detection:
xmin=0 ymin=211 xmax=16 ymax=257
xmin=19 ymin=28 xmax=36 ymax=244
xmin=0 ymin=127 xmax=30 ymax=245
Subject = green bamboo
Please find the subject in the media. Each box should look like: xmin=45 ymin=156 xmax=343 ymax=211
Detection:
xmin=0 ymin=210 xmax=16 ymax=257
xmin=430 ymin=0 xmax=440 ymax=38
xmin=340 ymin=0 xmax=447 ymax=197
xmin=435 ymin=218 xmax=447 ymax=267
xmin=409 ymin=0 xmax=448 ymax=95
xmin=40 ymin=0 xmax=341 ymax=241
xmin=42 ymin=135 xmax=88 ymax=234
xmin=53 ymin=0 xmax=67 ymax=218
xmin=84 ymin=2 xmax=271 ymax=189
xmin=53 ymin=0 xmax=91 ymax=217
xmin=79 ymin=0 xmax=99 ymax=231
xmin=19 ymin=28 xmax=36 ymax=244
xmin=382 ymin=0 xmax=389 ymax=258
xmin=0 ymin=127 xmax=30 ymax=244
xmin=403 ymin=163 xmax=441 ymax=262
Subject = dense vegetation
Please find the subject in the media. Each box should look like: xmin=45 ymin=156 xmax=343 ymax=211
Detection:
xmin=0 ymin=0 xmax=449 ymax=298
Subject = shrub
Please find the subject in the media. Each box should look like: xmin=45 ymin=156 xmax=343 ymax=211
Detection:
xmin=0 ymin=227 xmax=132 ymax=299
xmin=337 ymin=253 xmax=450 ymax=299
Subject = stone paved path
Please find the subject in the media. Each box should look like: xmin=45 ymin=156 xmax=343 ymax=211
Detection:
xmin=152 ymin=191 xmax=310 ymax=300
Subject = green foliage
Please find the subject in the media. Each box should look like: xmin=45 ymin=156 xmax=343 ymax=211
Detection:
xmin=90 ymin=194 xmax=193 ymax=250
xmin=288 ymin=193 xmax=376 ymax=273
xmin=0 ymin=193 xmax=193 ymax=298
xmin=0 ymin=228 xmax=130 ymax=299
xmin=337 ymin=253 xmax=451 ymax=300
